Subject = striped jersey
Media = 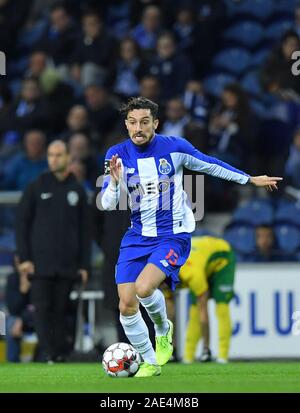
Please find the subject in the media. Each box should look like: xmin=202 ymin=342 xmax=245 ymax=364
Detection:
xmin=101 ymin=134 xmax=249 ymax=237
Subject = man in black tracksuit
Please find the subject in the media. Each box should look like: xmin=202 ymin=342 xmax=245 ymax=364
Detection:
xmin=16 ymin=140 xmax=91 ymax=362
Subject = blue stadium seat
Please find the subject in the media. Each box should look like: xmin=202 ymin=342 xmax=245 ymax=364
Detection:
xmin=259 ymin=118 xmax=293 ymax=154
xmin=273 ymin=197 xmax=293 ymax=210
xmin=225 ymin=0 xmax=273 ymax=21
xmin=274 ymin=202 xmax=300 ymax=227
xmin=251 ymin=48 xmax=270 ymax=67
xmin=193 ymin=229 xmax=217 ymax=237
xmin=232 ymin=199 xmax=274 ymax=226
xmin=0 ymin=230 xmax=15 ymax=250
xmin=274 ymin=224 xmax=300 ymax=254
xmin=7 ymin=56 xmax=29 ymax=79
xmin=245 ymin=0 xmax=274 ymax=20
xmin=224 ymin=224 xmax=256 ymax=254
xmin=9 ymin=79 xmax=22 ymax=97
xmin=273 ymin=0 xmax=297 ymax=14
xmin=234 ymin=252 xmax=247 ymax=263
xmin=0 ymin=250 xmax=14 ymax=266
xmin=212 ymin=48 xmax=251 ymax=76
xmin=203 ymin=73 xmax=236 ymax=97
xmin=106 ymin=1 xmax=130 ymax=39
xmin=0 ymin=230 xmax=15 ymax=266
xmin=17 ymin=20 xmax=47 ymax=49
xmin=265 ymin=20 xmax=293 ymax=41
xmin=241 ymin=71 xmax=263 ymax=98
xmin=223 ymin=21 xmax=264 ymax=49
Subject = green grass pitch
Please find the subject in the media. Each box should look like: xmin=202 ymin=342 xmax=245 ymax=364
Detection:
xmin=0 ymin=362 xmax=300 ymax=393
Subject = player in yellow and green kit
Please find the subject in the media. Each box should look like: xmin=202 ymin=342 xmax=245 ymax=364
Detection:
xmin=180 ymin=235 xmax=235 ymax=364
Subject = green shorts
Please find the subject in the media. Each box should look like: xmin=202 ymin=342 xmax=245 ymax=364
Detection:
xmin=189 ymin=250 xmax=236 ymax=305
xmin=208 ymin=250 xmax=236 ymax=303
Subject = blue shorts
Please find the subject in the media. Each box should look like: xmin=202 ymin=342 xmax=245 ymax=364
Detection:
xmin=115 ymin=229 xmax=191 ymax=291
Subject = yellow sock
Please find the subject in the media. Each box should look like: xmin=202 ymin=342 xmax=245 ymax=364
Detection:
xmin=216 ymin=303 xmax=231 ymax=361
xmin=184 ymin=304 xmax=202 ymax=362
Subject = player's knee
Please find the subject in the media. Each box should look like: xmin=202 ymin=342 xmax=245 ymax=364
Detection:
xmin=119 ymin=299 xmax=138 ymax=316
xmin=135 ymin=279 xmax=153 ymax=298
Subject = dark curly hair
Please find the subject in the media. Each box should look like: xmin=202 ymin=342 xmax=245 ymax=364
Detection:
xmin=120 ymin=97 xmax=159 ymax=119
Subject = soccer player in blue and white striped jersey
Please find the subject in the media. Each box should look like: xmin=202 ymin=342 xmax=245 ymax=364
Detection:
xmin=100 ymin=97 xmax=282 ymax=377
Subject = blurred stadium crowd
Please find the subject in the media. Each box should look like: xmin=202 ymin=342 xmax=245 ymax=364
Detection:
xmin=0 ymin=0 xmax=300 ymax=263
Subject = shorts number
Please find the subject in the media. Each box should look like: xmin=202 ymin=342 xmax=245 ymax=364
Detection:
xmin=165 ymin=249 xmax=179 ymax=266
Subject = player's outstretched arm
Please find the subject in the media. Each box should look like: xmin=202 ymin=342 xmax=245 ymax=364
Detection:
xmin=249 ymin=175 xmax=283 ymax=191
xmin=177 ymin=138 xmax=284 ymax=188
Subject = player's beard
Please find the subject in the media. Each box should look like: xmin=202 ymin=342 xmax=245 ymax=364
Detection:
xmin=132 ymin=131 xmax=154 ymax=147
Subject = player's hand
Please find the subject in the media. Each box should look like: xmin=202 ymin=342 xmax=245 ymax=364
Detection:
xmin=249 ymin=175 xmax=283 ymax=191
xmin=78 ymin=269 xmax=88 ymax=286
xmin=110 ymin=154 xmax=122 ymax=185
xmin=19 ymin=261 xmax=35 ymax=277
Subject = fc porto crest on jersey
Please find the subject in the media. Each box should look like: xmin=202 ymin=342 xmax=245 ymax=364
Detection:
xmin=158 ymin=158 xmax=171 ymax=174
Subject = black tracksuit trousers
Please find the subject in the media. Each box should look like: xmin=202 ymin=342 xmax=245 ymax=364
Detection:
xmin=31 ymin=275 xmax=74 ymax=360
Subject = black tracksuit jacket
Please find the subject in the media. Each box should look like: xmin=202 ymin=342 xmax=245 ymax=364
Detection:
xmin=16 ymin=172 xmax=91 ymax=278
